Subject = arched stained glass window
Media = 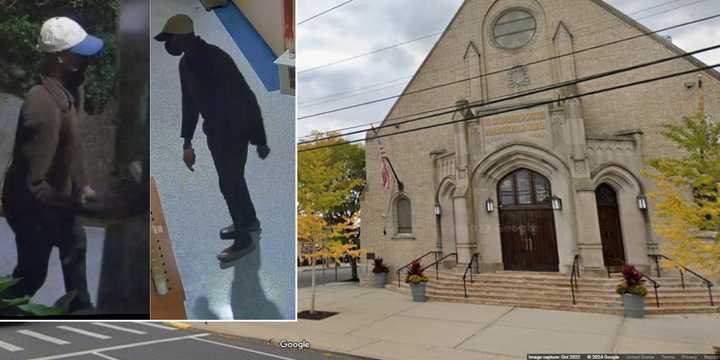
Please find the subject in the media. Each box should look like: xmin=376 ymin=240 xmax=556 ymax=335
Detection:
xmin=397 ymin=196 xmax=412 ymax=234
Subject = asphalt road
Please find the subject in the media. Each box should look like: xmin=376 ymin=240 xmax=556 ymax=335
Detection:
xmin=150 ymin=0 xmax=295 ymax=319
xmin=0 ymin=322 xmax=372 ymax=360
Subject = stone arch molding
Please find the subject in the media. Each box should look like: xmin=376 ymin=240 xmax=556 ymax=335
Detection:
xmin=591 ymin=163 xmax=645 ymax=194
xmin=434 ymin=176 xmax=457 ymax=204
xmin=590 ymin=163 xmax=651 ymax=268
xmin=468 ymin=143 xmax=576 ymax=272
xmin=470 ymin=142 xmax=570 ymax=189
xmin=386 ymin=191 xmax=416 ymax=238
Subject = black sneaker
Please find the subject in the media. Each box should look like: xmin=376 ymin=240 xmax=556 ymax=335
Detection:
xmin=219 ymin=220 xmax=261 ymax=240
xmin=217 ymin=236 xmax=256 ymax=262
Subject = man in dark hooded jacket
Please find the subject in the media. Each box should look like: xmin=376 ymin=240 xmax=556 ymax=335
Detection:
xmin=155 ymin=14 xmax=269 ymax=261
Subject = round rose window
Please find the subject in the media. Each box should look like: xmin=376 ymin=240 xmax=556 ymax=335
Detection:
xmin=493 ymin=9 xmax=537 ymax=49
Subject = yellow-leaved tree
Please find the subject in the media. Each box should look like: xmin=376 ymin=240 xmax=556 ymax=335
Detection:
xmin=645 ymin=112 xmax=720 ymax=277
xmin=297 ymin=211 xmax=363 ymax=314
xmin=297 ymin=132 xmax=366 ymax=315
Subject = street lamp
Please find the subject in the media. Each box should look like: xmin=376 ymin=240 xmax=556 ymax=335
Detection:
xmin=434 ymin=204 xmax=442 ymax=216
xmin=485 ymin=198 xmax=494 ymax=213
xmin=551 ymin=196 xmax=562 ymax=211
xmin=637 ymin=194 xmax=648 ymax=210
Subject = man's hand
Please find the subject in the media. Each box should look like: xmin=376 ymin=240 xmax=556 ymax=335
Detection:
xmin=257 ymin=144 xmax=270 ymax=159
xmin=183 ymin=148 xmax=196 ymax=171
xmin=79 ymin=185 xmax=97 ymax=205
xmin=30 ymin=180 xmax=60 ymax=204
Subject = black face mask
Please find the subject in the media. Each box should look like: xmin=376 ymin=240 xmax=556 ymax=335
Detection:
xmin=65 ymin=70 xmax=86 ymax=92
xmin=165 ymin=41 xmax=183 ymax=56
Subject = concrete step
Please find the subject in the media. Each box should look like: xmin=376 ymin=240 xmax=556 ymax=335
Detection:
xmin=423 ymin=285 xmax=712 ymax=302
xmin=422 ymin=279 xmax=713 ymax=295
xmin=426 ymin=270 xmax=712 ymax=286
xmin=399 ymin=284 xmax=714 ymax=307
xmin=425 ymin=273 xmax=710 ymax=288
xmin=386 ymin=285 xmax=719 ymax=315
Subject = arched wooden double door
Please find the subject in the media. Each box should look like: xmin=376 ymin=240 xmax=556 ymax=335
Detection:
xmin=498 ymin=169 xmax=559 ymax=271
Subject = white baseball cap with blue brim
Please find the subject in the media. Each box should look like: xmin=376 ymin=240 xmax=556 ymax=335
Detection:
xmin=39 ymin=17 xmax=104 ymax=56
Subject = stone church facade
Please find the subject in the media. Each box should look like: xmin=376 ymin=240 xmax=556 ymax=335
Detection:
xmin=360 ymin=0 xmax=719 ymax=278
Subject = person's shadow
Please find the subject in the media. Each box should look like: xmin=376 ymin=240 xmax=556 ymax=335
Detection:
xmin=192 ymin=230 xmax=280 ymax=320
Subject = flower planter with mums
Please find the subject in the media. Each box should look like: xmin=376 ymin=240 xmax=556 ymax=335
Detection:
xmin=371 ymin=258 xmax=389 ymax=288
xmin=405 ymin=260 xmax=429 ymax=302
xmin=615 ymin=264 xmax=648 ymax=318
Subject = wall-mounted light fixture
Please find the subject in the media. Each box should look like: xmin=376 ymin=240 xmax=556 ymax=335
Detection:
xmin=637 ymin=194 xmax=648 ymax=210
xmin=434 ymin=204 xmax=442 ymax=216
xmin=485 ymin=198 xmax=494 ymax=213
xmin=551 ymin=196 xmax=563 ymax=211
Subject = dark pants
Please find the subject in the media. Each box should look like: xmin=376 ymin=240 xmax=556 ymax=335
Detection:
xmin=3 ymin=207 xmax=91 ymax=311
xmin=207 ymin=136 xmax=257 ymax=229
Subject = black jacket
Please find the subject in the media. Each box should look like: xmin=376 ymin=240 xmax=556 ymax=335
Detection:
xmin=179 ymin=38 xmax=267 ymax=146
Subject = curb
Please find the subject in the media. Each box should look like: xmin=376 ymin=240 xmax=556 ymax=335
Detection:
xmin=184 ymin=324 xmax=380 ymax=360
xmin=164 ymin=322 xmax=192 ymax=330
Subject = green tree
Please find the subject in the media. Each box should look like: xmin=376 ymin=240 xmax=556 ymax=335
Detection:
xmin=297 ymin=131 xmax=365 ymax=217
xmin=0 ymin=0 xmax=118 ymax=113
xmin=645 ymin=112 xmax=720 ymax=276
xmin=298 ymin=132 xmax=366 ymax=281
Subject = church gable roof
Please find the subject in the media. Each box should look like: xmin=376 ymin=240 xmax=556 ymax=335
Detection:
xmin=369 ymin=0 xmax=719 ymax=139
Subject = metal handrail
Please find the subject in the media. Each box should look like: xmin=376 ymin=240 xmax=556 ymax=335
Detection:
xmin=609 ymin=257 xmax=661 ymax=307
xmin=396 ymin=251 xmax=441 ymax=287
xmin=462 ymin=253 xmax=480 ymax=298
xmin=421 ymin=253 xmax=458 ymax=281
xmin=640 ymin=271 xmax=661 ymax=308
xmin=570 ymin=254 xmax=581 ymax=305
xmin=649 ymin=254 xmax=715 ymax=306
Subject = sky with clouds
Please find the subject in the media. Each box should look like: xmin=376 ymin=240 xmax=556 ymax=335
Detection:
xmin=296 ymin=0 xmax=720 ymax=141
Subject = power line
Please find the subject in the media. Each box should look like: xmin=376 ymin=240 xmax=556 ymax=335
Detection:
xmin=298 ymin=63 xmax=719 ymax=153
xmin=298 ymin=43 xmax=719 ymax=144
xmin=294 ymin=0 xmax=703 ymax=114
xmin=297 ymin=13 xmax=720 ymax=120
xmin=297 ymin=43 xmax=720 ymax=145
xmin=300 ymin=80 xmax=408 ymax=109
xmin=299 ymin=76 xmax=411 ymax=107
xmin=298 ymin=0 xmax=356 ymax=25
xmin=299 ymin=32 xmax=442 ymax=74
xmin=297 ymin=0 xmax=702 ymax=77
xmin=300 ymin=122 xmax=382 ymax=140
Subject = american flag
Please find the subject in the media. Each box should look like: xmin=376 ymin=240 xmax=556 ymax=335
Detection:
xmin=378 ymin=140 xmax=392 ymax=191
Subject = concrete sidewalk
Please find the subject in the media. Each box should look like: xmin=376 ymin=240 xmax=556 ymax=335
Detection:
xmin=192 ymin=283 xmax=720 ymax=360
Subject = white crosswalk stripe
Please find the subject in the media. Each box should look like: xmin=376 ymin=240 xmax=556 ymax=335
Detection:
xmin=0 ymin=339 xmax=23 ymax=352
xmin=57 ymin=326 xmax=111 ymax=340
xmin=91 ymin=323 xmax=146 ymax=335
xmin=133 ymin=322 xmax=177 ymax=331
xmin=17 ymin=330 xmax=70 ymax=345
xmin=92 ymin=352 xmax=119 ymax=360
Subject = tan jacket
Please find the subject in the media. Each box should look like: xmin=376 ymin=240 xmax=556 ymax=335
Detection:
xmin=4 ymin=75 xmax=87 ymax=206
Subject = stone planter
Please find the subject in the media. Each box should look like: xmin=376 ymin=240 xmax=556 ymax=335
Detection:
xmin=371 ymin=272 xmax=388 ymax=288
xmin=409 ymin=282 xmax=427 ymax=302
xmin=623 ymin=293 xmax=645 ymax=318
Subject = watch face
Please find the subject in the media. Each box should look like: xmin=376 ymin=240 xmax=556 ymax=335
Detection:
xmin=494 ymin=9 xmax=537 ymax=49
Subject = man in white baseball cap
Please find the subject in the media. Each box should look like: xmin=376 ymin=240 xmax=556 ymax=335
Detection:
xmin=1 ymin=17 xmax=103 ymax=314
xmin=39 ymin=16 xmax=104 ymax=56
